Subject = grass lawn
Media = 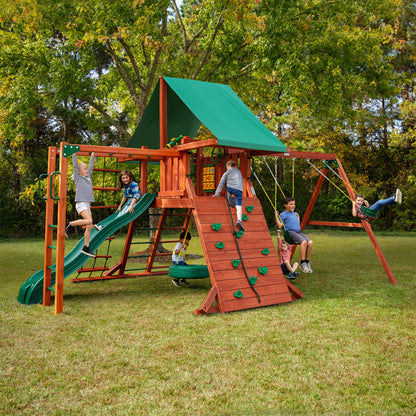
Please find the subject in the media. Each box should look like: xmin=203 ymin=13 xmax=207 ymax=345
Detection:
xmin=1 ymin=229 xmax=415 ymax=415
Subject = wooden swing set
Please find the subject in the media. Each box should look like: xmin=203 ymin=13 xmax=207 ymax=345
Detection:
xmin=19 ymin=77 xmax=396 ymax=316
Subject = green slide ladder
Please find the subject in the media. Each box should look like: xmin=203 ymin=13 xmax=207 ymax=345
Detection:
xmin=17 ymin=193 xmax=156 ymax=305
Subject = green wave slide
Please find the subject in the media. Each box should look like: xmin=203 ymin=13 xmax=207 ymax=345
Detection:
xmin=17 ymin=193 xmax=156 ymax=305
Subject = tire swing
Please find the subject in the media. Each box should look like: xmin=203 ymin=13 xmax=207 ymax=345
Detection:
xmin=168 ymin=264 xmax=210 ymax=279
xmin=168 ymin=220 xmax=210 ymax=280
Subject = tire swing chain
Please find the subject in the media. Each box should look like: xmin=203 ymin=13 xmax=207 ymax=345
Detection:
xmin=225 ymin=195 xmax=261 ymax=304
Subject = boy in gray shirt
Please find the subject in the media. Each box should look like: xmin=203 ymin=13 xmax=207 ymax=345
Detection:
xmin=65 ymin=152 xmax=102 ymax=257
xmin=213 ymin=160 xmax=245 ymax=231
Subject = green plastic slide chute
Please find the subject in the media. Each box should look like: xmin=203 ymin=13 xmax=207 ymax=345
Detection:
xmin=17 ymin=193 xmax=156 ymax=305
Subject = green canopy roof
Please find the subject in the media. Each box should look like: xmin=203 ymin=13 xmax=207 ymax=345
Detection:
xmin=128 ymin=77 xmax=286 ymax=153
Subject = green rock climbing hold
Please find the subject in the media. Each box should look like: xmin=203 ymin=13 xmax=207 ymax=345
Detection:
xmin=233 ymin=290 xmax=243 ymax=298
xmin=259 ymin=266 xmax=268 ymax=275
xmin=235 ymin=231 xmax=244 ymax=238
xmin=215 ymin=241 xmax=225 ymax=249
xmin=246 ymin=205 xmax=254 ymax=213
xmin=232 ymin=259 xmax=241 ymax=267
xmin=249 ymin=276 xmax=257 ymax=285
xmin=242 ymin=214 xmax=248 ymax=221
xmin=211 ymin=223 xmax=222 ymax=231
xmin=261 ymin=248 xmax=270 ymax=255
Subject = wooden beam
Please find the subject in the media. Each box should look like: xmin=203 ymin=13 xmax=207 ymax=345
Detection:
xmin=176 ymin=137 xmax=218 ymax=151
xmin=307 ymin=220 xmax=363 ymax=228
xmin=70 ymin=144 xmax=181 ymax=159
xmin=250 ymin=150 xmax=337 ymax=160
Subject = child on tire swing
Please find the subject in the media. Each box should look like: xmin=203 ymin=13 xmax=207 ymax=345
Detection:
xmin=275 ymin=197 xmax=313 ymax=274
xmin=213 ymin=160 xmax=245 ymax=232
xmin=171 ymin=230 xmax=192 ymax=288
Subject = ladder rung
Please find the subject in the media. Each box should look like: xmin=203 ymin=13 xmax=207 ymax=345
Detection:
xmin=77 ymin=267 xmax=109 ymax=273
xmin=131 ymin=241 xmax=154 ymax=245
xmin=166 ymin=213 xmax=191 ymax=217
xmin=48 ymin=245 xmax=56 ymax=249
xmin=48 ymin=224 xmax=57 ymax=229
xmin=47 ymin=286 xmax=55 ymax=292
xmin=48 ymin=265 xmax=56 ymax=270
xmin=159 ymin=240 xmax=180 ymax=244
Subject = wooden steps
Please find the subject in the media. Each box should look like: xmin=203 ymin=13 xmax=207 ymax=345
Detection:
xmin=191 ymin=195 xmax=301 ymax=314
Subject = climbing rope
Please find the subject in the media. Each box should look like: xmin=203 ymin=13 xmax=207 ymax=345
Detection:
xmin=225 ymin=195 xmax=261 ymax=303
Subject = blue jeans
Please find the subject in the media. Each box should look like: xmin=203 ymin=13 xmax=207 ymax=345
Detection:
xmin=370 ymin=196 xmax=395 ymax=211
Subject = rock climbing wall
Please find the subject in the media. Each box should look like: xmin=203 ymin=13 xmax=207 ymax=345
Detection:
xmin=192 ymin=196 xmax=298 ymax=314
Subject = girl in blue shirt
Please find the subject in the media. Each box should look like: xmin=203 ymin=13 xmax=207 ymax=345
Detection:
xmin=117 ymin=170 xmax=142 ymax=214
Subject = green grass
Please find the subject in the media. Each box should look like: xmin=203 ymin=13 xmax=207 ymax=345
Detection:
xmin=1 ymin=230 xmax=416 ymax=415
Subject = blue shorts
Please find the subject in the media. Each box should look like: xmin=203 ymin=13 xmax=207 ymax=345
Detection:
xmin=226 ymin=187 xmax=243 ymax=206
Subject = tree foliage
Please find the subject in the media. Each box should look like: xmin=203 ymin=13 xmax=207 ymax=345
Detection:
xmin=0 ymin=0 xmax=415 ymax=235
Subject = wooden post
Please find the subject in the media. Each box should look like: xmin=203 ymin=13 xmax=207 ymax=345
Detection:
xmin=300 ymin=168 xmax=328 ymax=230
xmin=43 ymin=146 xmax=57 ymax=306
xmin=159 ymin=77 xmax=168 ymax=192
xmin=337 ymin=159 xmax=396 ymax=284
xmin=140 ymin=146 xmax=148 ymax=194
xmin=55 ymin=142 xmax=68 ymax=314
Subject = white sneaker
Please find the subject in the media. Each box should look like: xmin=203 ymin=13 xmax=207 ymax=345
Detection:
xmin=394 ymin=189 xmax=402 ymax=204
xmin=299 ymin=262 xmax=309 ymax=273
xmin=307 ymin=263 xmax=313 ymax=273
xmin=94 ymin=224 xmax=103 ymax=231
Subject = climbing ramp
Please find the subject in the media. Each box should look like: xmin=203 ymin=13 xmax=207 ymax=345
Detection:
xmin=191 ymin=195 xmax=302 ymax=314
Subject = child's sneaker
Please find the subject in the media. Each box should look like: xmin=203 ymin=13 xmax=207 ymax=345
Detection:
xmin=236 ymin=220 xmax=245 ymax=232
xmin=286 ymin=273 xmax=296 ymax=280
xmin=171 ymin=279 xmax=181 ymax=287
xmin=394 ymin=189 xmax=402 ymax=204
xmin=65 ymin=222 xmax=73 ymax=238
xmin=292 ymin=271 xmax=299 ymax=277
xmin=81 ymin=246 xmax=96 ymax=257
xmin=307 ymin=263 xmax=313 ymax=273
xmin=227 ymin=193 xmax=236 ymax=207
xmin=299 ymin=262 xmax=309 ymax=273
xmin=94 ymin=224 xmax=103 ymax=231
xmin=180 ymin=279 xmax=190 ymax=286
